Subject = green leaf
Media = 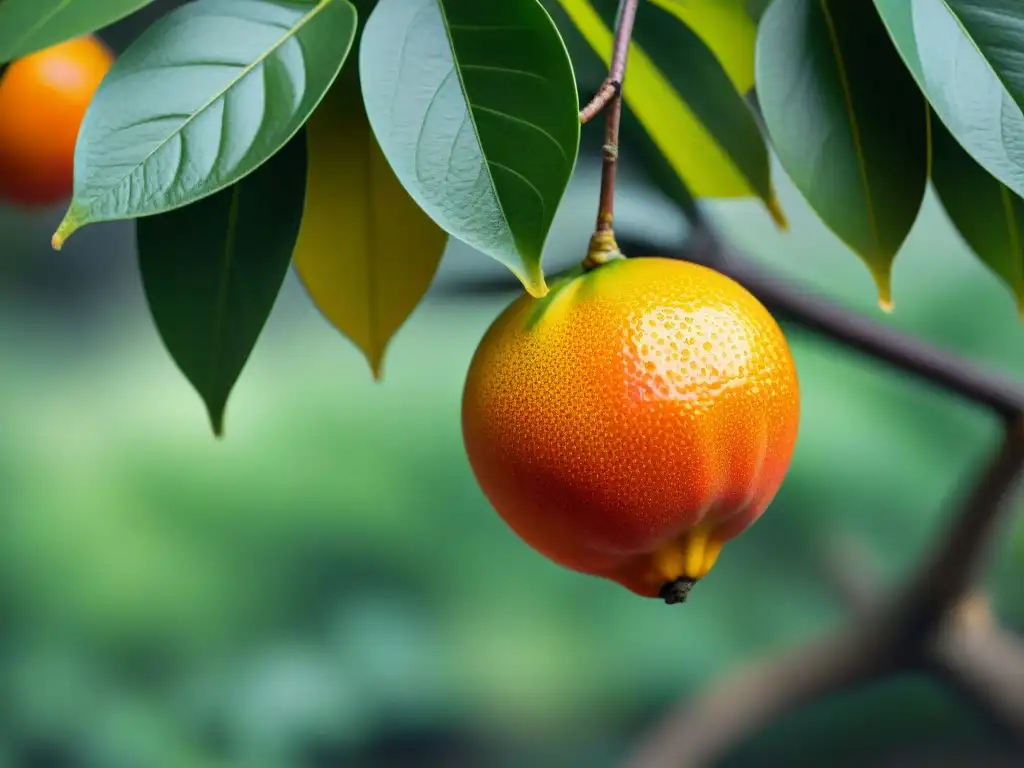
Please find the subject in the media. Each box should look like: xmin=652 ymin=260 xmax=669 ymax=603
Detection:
xmin=358 ymin=0 xmax=580 ymax=298
xmin=51 ymin=0 xmax=357 ymax=249
xmin=755 ymin=0 xmax=929 ymax=310
xmin=873 ymin=0 xmax=1024 ymax=202
xmin=0 ymin=0 xmax=152 ymax=63
xmin=293 ymin=72 xmax=448 ymax=380
xmin=931 ymin=112 xmax=1024 ymax=317
xmin=556 ymin=0 xmax=783 ymax=224
xmin=136 ymin=131 xmax=307 ymax=437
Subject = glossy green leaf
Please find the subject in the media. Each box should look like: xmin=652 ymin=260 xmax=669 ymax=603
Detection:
xmin=873 ymin=0 xmax=1024 ymax=202
xmin=293 ymin=72 xmax=447 ymax=380
xmin=136 ymin=132 xmax=307 ymax=437
xmin=0 ymin=0 xmax=152 ymax=63
xmin=51 ymin=0 xmax=356 ymax=249
xmin=931 ymin=113 xmax=1024 ymax=316
xmin=359 ymin=0 xmax=580 ymax=298
xmin=557 ymin=0 xmax=782 ymax=223
xmin=756 ymin=0 xmax=929 ymax=310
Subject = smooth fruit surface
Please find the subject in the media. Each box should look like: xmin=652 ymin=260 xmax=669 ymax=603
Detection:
xmin=461 ymin=256 xmax=800 ymax=599
xmin=0 ymin=35 xmax=113 ymax=207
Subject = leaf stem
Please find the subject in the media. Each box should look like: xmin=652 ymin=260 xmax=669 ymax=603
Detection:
xmin=580 ymin=0 xmax=640 ymax=271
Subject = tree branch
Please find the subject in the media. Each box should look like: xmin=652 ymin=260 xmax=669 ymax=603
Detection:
xmin=579 ymin=79 xmax=620 ymax=124
xmin=619 ymin=220 xmax=1024 ymax=766
xmin=433 ymin=196 xmax=1024 ymax=765
xmin=625 ymin=625 xmax=894 ymax=768
xmin=931 ymin=606 xmax=1024 ymax=743
xmin=897 ymin=423 xmax=1024 ymax=635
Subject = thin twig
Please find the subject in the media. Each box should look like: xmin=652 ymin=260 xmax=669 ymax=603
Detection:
xmin=578 ymin=0 xmax=637 ymax=125
xmin=579 ymin=78 xmax=620 ymax=124
xmin=582 ymin=0 xmax=640 ymax=268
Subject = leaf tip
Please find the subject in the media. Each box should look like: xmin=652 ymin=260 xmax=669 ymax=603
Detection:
xmin=368 ymin=351 xmax=385 ymax=383
xmin=51 ymin=207 xmax=82 ymax=250
xmin=767 ymin=194 xmax=788 ymax=231
xmin=871 ymin=267 xmax=894 ymax=314
xmin=520 ymin=268 xmax=549 ymax=299
xmin=206 ymin=404 xmax=226 ymax=439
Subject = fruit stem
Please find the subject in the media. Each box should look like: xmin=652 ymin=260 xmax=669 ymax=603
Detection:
xmin=579 ymin=0 xmax=640 ymax=272
xmin=660 ymin=578 xmax=697 ymax=605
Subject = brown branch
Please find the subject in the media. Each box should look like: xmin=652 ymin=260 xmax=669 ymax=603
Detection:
xmin=931 ymin=606 xmax=1024 ymax=741
xmin=435 ymin=221 xmax=1024 ymax=763
xmin=579 ymin=78 xmax=620 ymax=124
xmin=820 ymin=533 xmax=882 ymax=615
xmin=578 ymin=0 xmax=637 ymax=125
xmin=896 ymin=421 xmax=1024 ymax=635
xmin=625 ymin=626 xmax=894 ymax=768
xmin=618 ymin=222 xmax=1024 ymax=767
xmin=581 ymin=0 xmax=640 ymax=269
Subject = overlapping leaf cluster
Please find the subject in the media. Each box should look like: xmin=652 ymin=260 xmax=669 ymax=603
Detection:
xmin=1 ymin=0 xmax=1022 ymax=435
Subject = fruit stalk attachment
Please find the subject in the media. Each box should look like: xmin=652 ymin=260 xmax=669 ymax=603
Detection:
xmin=578 ymin=0 xmax=640 ymax=271
xmin=659 ymin=578 xmax=696 ymax=605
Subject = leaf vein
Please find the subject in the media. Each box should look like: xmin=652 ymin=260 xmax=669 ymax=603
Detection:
xmin=414 ymin=67 xmax=459 ymax=186
xmin=446 ymin=23 xmax=533 ymax=33
xmin=487 ymin=159 xmax=546 ymax=219
xmin=460 ymin=63 xmax=549 ymax=84
xmin=468 ymin=102 xmax=569 ymax=165
xmin=76 ymin=0 xmax=330 ymax=214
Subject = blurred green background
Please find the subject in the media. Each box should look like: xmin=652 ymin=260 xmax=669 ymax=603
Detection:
xmin=2 ymin=6 xmax=1024 ymax=767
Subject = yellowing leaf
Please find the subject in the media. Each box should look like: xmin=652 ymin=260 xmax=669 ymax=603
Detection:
xmin=648 ymin=0 xmax=756 ymax=92
xmin=557 ymin=0 xmax=780 ymax=216
xmin=294 ymin=75 xmax=447 ymax=380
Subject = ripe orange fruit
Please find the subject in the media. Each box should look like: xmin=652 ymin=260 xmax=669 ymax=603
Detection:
xmin=0 ymin=35 xmax=114 ymax=207
xmin=462 ymin=256 xmax=800 ymax=602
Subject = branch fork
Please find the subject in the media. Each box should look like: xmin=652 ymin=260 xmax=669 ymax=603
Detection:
xmin=618 ymin=225 xmax=1024 ymax=766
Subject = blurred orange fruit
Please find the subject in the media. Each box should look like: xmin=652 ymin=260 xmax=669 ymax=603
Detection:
xmin=0 ymin=35 xmax=114 ymax=207
xmin=462 ymin=256 xmax=800 ymax=602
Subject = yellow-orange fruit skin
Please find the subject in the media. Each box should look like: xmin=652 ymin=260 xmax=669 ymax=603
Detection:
xmin=0 ymin=36 xmax=114 ymax=207
xmin=461 ymin=257 xmax=800 ymax=598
